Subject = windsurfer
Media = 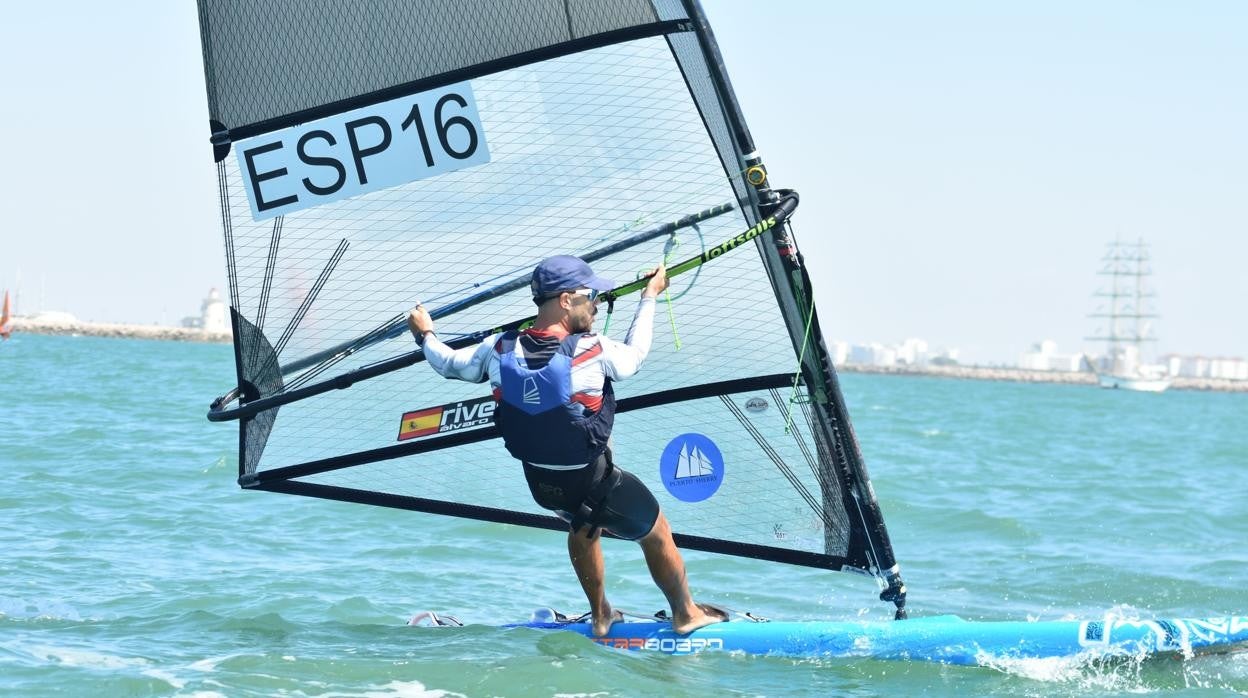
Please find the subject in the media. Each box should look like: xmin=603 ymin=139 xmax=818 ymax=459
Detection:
xmin=409 ymin=255 xmax=725 ymax=636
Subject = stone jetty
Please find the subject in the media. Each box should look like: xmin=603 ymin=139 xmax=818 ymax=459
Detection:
xmin=10 ymin=316 xmax=230 ymax=344
xmin=8 ymin=318 xmax=1244 ymax=393
xmin=838 ymin=363 xmax=1248 ymax=393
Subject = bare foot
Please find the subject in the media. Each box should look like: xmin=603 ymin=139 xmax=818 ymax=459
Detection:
xmin=671 ymin=603 xmax=728 ymax=635
xmin=591 ymin=608 xmax=623 ymax=637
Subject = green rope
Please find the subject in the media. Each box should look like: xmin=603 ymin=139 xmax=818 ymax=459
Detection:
xmin=785 ymin=294 xmax=817 ymax=435
xmin=603 ymin=233 xmax=686 ymax=345
xmin=661 ymin=242 xmax=683 ymax=351
xmin=664 ymin=286 xmax=682 ymax=350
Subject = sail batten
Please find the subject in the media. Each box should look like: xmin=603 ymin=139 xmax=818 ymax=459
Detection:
xmin=198 ymin=0 xmax=906 ymax=613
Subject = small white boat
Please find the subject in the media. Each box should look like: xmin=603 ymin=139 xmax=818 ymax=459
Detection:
xmin=1096 ymin=372 xmax=1171 ymax=392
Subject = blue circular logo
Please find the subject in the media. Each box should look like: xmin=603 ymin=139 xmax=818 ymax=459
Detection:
xmin=659 ymin=433 xmax=724 ymax=503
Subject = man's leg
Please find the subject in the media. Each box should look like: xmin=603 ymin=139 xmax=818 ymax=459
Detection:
xmin=638 ymin=512 xmax=723 ymax=634
xmin=567 ymin=526 xmax=619 ymax=636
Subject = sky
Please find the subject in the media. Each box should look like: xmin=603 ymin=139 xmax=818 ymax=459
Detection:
xmin=2 ymin=2 xmax=1244 ymax=364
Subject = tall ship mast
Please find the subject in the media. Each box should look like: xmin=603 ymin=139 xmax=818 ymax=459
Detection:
xmin=1086 ymin=238 xmax=1170 ymax=392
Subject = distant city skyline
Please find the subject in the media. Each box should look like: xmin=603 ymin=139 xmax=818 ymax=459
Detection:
xmin=2 ymin=2 xmax=1244 ymax=364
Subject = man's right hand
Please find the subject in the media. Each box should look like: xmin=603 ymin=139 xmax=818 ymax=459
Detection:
xmin=641 ymin=262 xmax=669 ymax=299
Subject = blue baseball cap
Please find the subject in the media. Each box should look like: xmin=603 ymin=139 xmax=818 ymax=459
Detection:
xmin=530 ymin=255 xmax=615 ymax=300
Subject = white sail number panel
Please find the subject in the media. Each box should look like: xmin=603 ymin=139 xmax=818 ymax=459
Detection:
xmin=234 ymin=82 xmax=491 ymax=221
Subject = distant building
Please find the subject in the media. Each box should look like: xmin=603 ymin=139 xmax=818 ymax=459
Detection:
xmin=834 ymin=338 xmax=957 ymax=367
xmin=1164 ymin=354 xmax=1204 ymax=378
xmin=895 ymin=338 xmax=929 ymax=366
xmin=1019 ymin=340 xmax=1085 ymax=372
xmin=930 ymin=346 xmax=959 ymax=364
xmin=829 ymin=340 xmax=850 ymax=366
xmin=182 ymin=288 xmax=229 ymax=333
xmin=844 ymin=342 xmax=894 ymax=366
xmin=1211 ymin=358 xmax=1248 ymax=380
xmin=29 ymin=311 xmax=78 ymax=324
xmin=1162 ymin=353 xmax=1248 ymax=380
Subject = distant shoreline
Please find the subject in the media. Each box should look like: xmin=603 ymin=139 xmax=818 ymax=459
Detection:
xmin=10 ymin=318 xmax=1244 ymax=393
xmin=9 ymin=317 xmax=231 ymax=344
xmin=837 ymin=363 xmax=1248 ymax=393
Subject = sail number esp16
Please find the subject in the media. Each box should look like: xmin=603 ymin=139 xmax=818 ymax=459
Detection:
xmin=234 ymin=82 xmax=491 ymax=221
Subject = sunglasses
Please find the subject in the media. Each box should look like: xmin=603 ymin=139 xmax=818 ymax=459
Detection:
xmin=570 ymin=288 xmax=602 ymax=302
xmin=537 ymin=288 xmax=608 ymax=305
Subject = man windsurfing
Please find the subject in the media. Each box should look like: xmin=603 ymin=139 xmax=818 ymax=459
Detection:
xmin=408 ymin=255 xmax=724 ymax=636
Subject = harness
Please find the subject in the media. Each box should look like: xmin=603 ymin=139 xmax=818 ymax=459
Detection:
xmin=569 ymin=452 xmax=623 ymax=538
xmin=493 ymin=331 xmax=616 ymax=466
xmin=495 ymin=330 xmax=620 ymax=534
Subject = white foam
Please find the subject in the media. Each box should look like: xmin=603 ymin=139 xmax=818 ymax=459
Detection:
xmin=188 ymin=654 xmax=242 ymax=672
xmin=26 ymin=644 xmax=148 ymax=671
xmin=320 ymin=681 xmax=468 ymax=697
xmin=0 ymin=597 xmax=82 ymax=621
xmin=976 ymin=647 xmax=1151 ymax=691
xmin=140 ymin=668 xmax=186 ymax=689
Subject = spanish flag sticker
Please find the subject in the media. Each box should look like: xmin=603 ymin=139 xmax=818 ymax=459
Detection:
xmin=398 ymin=406 xmax=443 ymax=441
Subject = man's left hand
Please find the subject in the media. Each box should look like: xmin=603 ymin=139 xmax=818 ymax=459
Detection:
xmin=408 ymin=304 xmax=434 ymax=339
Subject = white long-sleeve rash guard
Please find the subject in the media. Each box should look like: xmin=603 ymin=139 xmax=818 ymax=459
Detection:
xmin=422 ymin=297 xmax=658 ymax=392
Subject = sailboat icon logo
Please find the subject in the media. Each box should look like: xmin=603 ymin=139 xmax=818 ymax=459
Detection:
xmin=674 ymin=443 xmax=715 ymax=479
xmin=660 ymin=433 xmax=724 ymax=503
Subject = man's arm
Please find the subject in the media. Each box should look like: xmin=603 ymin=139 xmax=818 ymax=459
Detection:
xmin=601 ymin=263 xmax=668 ymax=380
xmin=408 ymin=304 xmax=493 ymax=383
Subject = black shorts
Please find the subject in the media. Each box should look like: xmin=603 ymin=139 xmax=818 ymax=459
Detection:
xmin=522 ymin=452 xmax=660 ymax=541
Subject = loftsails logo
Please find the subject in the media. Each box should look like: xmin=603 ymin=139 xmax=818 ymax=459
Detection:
xmin=397 ymin=396 xmax=496 ymax=441
xmin=660 ymin=433 xmax=724 ymax=503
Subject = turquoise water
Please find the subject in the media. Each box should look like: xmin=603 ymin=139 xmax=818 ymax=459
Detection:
xmin=2 ymin=333 xmax=1246 ymax=696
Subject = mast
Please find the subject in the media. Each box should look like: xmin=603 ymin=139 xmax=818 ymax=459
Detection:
xmin=1086 ymin=238 xmax=1159 ymax=376
xmin=682 ymin=0 xmax=907 ymax=618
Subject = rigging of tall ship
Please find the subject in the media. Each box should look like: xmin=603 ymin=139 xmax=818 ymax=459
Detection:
xmin=1086 ymin=238 xmax=1171 ymax=392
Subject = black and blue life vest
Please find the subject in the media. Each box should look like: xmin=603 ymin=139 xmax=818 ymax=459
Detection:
xmin=493 ymin=331 xmax=615 ymax=466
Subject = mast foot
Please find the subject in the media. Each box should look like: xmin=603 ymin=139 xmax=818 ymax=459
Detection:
xmin=880 ymin=570 xmax=908 ymax=620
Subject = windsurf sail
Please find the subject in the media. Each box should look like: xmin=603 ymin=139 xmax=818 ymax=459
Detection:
xmin=0 ymin=290 xmax=11 ymax=339
xmin=196 ymin=0 xmax=906 ymax=616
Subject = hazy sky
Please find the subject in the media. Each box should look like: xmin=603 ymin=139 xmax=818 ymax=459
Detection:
xmin=2 ymin=2 xmax=1244 ymax=363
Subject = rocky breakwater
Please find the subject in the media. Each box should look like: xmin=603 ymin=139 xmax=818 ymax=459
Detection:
xmin=840 ymin=363 xmax=1096 ymax=385
xmin=837 ymin=364 xmax=1248 ymax=393
xmin=11 ymin=316 xmax=231 ymax=344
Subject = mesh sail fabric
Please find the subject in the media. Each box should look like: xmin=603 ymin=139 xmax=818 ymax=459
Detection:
xmin=218 ymin=38 xmax=746 ymax=397
xmin=299 ymin=384 xmax=852 ymax=563
xmin=197 ymin=0 xmax=683 ymax=136
xmin=212 ymin=35 xmax=855 ymax=567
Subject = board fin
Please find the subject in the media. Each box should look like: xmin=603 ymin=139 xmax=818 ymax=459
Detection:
xmin=407 ymin=611 xmax=463 ymax=627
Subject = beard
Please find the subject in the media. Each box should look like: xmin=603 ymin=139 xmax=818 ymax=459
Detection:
xmin=569 ymin=305 xmax=596 ymax=333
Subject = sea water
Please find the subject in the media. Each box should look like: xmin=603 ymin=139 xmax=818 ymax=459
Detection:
xmin=2 ymin=333 xmax=1245 ymax=696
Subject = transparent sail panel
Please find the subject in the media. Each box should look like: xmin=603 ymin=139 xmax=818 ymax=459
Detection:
xmin=210 ymin=36 xmax=855 ymax=562
xmin=198 ymin=0 xmax=673 ymax=131
xmin=298 ymin=387 xmax=851 ymax=561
